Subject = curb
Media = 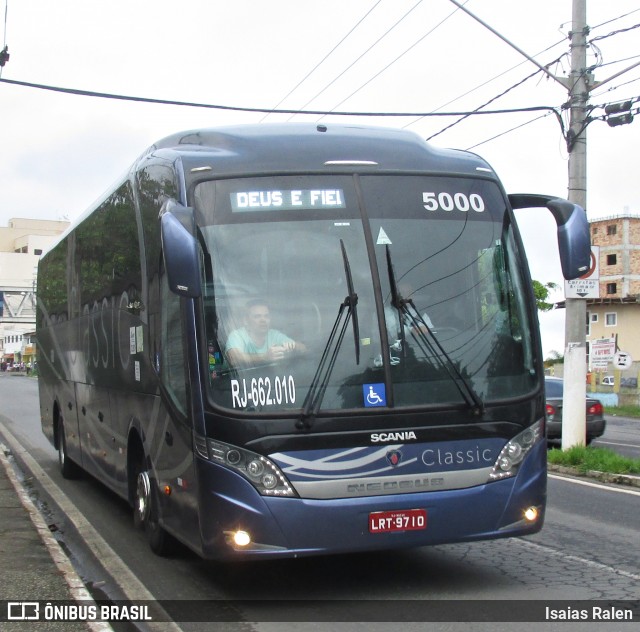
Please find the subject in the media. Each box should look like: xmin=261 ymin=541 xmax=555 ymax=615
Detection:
xmin=0 ymin=441 xmax=113 ymax=632
xmin=0 ymin=421 xmax=182 ymax=632
xmin=548 ymin=464 xmax=640 ymax=488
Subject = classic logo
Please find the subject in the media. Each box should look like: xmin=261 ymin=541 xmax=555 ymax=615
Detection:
xmin=386 ymin=450 xmax=402 ymax=467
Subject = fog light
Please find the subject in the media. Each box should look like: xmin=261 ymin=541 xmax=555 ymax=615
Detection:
xmin=233 ymin=530 xmax=251 ymax=547
xmin=523 ymin=506 xmax=539 ymax=523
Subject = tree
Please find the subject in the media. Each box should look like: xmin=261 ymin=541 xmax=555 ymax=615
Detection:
xmin=544 ymin=350 xmax=564 ymax=368
xmin=532 ymin=280 xmax=558 ymax=312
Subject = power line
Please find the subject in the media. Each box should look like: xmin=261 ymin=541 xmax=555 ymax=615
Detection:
xmin=0 ymin=76 xmax=559 ymax=119
xmin=446 ymin=0 xmax=564 ymax=87
xmin=287 ymin=0 xmax=425 ymax=119
xmin=403 ymin=37 xmax=567 ymax=130
xmin=589 ymin=95 xmax=640 ymax=127
xmin=464 ymin=13 xmax=640 ymax=149
xmin=559 ymin=96 xmax=639 ymax=152
xmin=318 ymin=0 xmax=470 ymax=120
xmin=591 ymin=7 xmax=640 ymax=31
xmin=422 ymin=1 xmax=573 ymax=145
xmin=590 ymin=95 xmax=640 ymax=111
xmin=591 ymin=75 xmax=640 ymax=99
xmin=598 ymin=53 xmax=640 ymax=69
xmin=260 ymin=0 xmax=383 ymax=122
xmin=590 ymin=21 xmax=640 ymax=44
xmin=592 ymin=90 xmax=640 ymax=111
xmin=465 ymin=112 xmax=553 ymax=150
xmin=426 ymin=58 xmax=564 ymax=142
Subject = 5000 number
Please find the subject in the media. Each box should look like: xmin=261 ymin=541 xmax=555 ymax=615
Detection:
xmin=231 ymin=375 xmax=296 ymax=409
xmin=423 ymin=192 xmax=485 ymax=213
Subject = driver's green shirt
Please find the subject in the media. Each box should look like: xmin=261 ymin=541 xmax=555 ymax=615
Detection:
xmin=225 ymin=328 xmax=293 ymax=355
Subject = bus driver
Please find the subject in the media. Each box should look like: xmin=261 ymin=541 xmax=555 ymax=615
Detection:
xmin=225 ymin=300 xmax=306 ymax=367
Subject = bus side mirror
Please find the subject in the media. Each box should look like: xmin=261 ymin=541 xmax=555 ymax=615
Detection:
xmin=160 ymin=203 xmax=202 ymax=298
xmin=508 ymin=194 xmax=591 ymax=281
xmin=546 ymin=199 xmax=591 ymax=280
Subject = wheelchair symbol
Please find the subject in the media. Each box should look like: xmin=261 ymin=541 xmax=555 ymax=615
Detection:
xmin=367 ymin=386 xmax=382 ymax=405
xmin=363 ymin=383 xmax=386 ymax=407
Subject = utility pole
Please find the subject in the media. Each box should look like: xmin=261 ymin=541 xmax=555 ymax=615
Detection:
xmin=557 ymin=0 xmax=637 ymax=448
xmin=562 ymin=0 xmax=588 ymax=449
xmin=449 ymin=0 xmax=637 ymax=448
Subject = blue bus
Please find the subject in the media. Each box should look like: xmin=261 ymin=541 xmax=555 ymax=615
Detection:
xmin=37 ymin=124 xmax=590 ymax=559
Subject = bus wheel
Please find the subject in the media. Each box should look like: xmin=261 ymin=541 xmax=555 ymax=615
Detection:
xmin=133 ymin=460 xmax=174 ymax=556
xmin=134 ymin=468 xmax=151 ymax=527
xmin=58 ymin=418 xmax=80 ymax=479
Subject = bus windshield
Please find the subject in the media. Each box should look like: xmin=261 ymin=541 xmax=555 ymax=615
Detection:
xmin=195 ymin=174 xmax=536 ymax=414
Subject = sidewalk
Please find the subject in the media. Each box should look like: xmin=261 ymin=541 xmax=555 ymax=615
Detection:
xmin=0 ymin=438 xmax=108 ymax=631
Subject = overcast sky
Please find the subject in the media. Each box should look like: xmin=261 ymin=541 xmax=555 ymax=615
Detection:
xmin=1 ymin=0 xmax=639 ymax=355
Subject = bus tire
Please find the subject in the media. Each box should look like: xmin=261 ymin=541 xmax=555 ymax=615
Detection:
xmin=58 ymin=417 xmax=81 ymax=479
xmin=133 ymin=456 xmax=174 ymax=556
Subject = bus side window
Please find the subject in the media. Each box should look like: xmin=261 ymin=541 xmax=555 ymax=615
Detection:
xmin=161 ymin=275 xmax=188 ymax=415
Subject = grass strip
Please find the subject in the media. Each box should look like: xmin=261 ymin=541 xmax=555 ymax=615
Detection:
xmin=607 ymin=405 xmax=640 ymax=419
xmin=548 ymin=445 xmax=640 ymax=475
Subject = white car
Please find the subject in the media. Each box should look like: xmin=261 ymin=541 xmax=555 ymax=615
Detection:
xmin=602 ymin=376 xmax=615 ymax=386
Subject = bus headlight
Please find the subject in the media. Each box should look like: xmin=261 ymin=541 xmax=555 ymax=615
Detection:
xmin=206 ymin=439 xmax=297 ymax=497
xmin=247 ymin=459 xmax=265 ymax=477
xmin=489 ymin=419 xmax=543 ymax=481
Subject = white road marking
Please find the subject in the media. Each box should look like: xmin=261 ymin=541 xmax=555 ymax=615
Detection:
xmin=595 ymin=439 xmax=640 ymax=449
xmin=548 ymin=472 xmax=640 ymax=496
xmin=515 ymin=538 xmax=640 ymax=582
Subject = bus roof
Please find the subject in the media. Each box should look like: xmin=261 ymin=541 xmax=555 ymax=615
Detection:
xmin=142 ymin=123 xmax=496 ymax=178
xmin=41 ymin=124 xmax=499 ymax=259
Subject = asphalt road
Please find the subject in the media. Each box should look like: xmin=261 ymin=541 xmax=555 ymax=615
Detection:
xmin=592 ymin=413 xmax=640 ymax=459
xmin=1 ymin=374 xmax=638 ymax=632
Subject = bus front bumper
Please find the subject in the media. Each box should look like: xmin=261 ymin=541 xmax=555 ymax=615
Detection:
xmin=194 ymin=441 xmax=546 ymax=560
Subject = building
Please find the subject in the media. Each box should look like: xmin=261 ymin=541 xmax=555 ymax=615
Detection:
xmin=1 ymin=329 xmax=36 ymax=371
xmin=586 ymin=214 xmax=640 ymax=383
xmin=0 ymin=217 xmax=69 ymax=366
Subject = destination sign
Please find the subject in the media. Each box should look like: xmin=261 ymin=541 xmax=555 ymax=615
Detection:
xmin=231 ymin=189 xmax=346 ymax=212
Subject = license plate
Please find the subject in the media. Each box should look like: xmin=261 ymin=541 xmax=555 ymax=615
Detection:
xmin=369 ymin=508 xmax=427 ymax=533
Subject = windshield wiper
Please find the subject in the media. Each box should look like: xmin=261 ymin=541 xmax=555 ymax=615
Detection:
xmin=298 ymin=240 xmax=360 ymax=429
xmin=385 ymin=245 xmax=484 ymax=416
xmin=386 ymin=246 xmax=408 ymax=360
